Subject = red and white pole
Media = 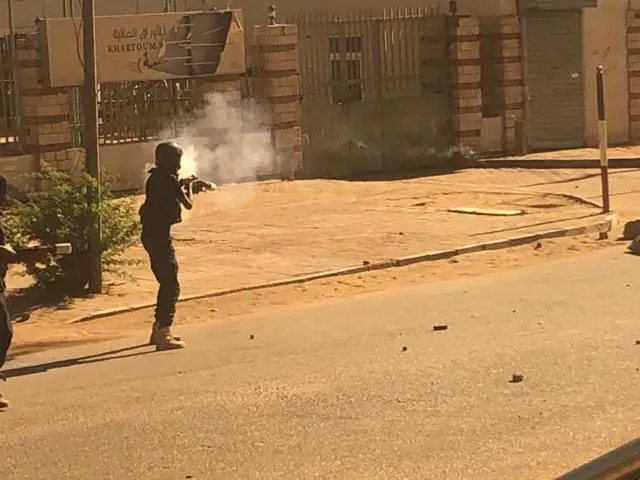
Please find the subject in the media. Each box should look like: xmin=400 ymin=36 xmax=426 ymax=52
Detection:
xmin=596 ymin=65 xmax=610 ymax=214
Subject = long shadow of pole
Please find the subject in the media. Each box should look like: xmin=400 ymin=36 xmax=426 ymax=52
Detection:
xmin=1 ymin=344 xmax=153 ymax=379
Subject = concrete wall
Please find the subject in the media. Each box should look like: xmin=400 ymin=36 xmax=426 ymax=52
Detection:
xmin=0 ymin=143 xmax=154 ymax=192
xmin=301 ymin=93 xmax=451 ymax=177
xmin=582 ymin=0 xmax=629 ymax=146
xmin=100 ymin=143 xmax=155 ymax=190
xmin=0 ymin=153 xmax=39 ymax=192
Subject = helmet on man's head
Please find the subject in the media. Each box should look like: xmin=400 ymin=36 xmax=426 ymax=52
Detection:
xmin=155 ymin=141 xmax=183 ymax=173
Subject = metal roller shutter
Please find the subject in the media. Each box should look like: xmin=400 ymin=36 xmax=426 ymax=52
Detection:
xmin=523 ymin=10 xmax=585 ymax=149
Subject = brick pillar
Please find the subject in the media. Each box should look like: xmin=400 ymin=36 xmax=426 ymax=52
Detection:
xmin=495 ymin=16 xmax=524 ymax=154
xmin=15 ymin=34 xmax=73 ymax=171
xmin=448 ymin=16 xmax=482 ymax=151
xmin=252 ymin=24 xmax=302 ymax=180
xmin=199 ymin=73 xmax=242 ymax=104
xmin=418 ymin=15 xmax=449 ymax=96
xmin=628 ymin=12 xmax=640 ymax=142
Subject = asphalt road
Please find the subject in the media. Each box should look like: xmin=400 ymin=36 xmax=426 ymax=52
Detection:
xmin=1 ymin=248 xmax=639 ymax=480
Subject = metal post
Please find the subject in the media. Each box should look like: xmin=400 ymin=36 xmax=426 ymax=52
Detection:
xmin=596 ymin=65 xmax=610 ymax=215
xmin=7 ymin=0 xmax=23 ymax=152
xmin=82 ymin=0 xmax=103 ymax=293
xmin=7 ymin=0 xmax=15 ymax=72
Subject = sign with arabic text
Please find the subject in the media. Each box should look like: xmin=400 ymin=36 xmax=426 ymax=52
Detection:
xmin=38 ymin=10 xmax=246 ymax=87
xmin=107 ymin=24 xmax=168 ymax=54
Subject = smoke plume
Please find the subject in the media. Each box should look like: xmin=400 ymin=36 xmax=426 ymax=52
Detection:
xmin=154 ymin=92 xmax=276 ymax=187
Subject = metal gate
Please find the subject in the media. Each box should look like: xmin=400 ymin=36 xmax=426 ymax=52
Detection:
xmin=523 ymin=10 xmax=585 ymax=149
xmin=0 ymin=36 xmax=19 ymax=152
xmin=68 ymin=78 xmax=201 ymax=147
xmin=290 ymin=7 xmax=452 ymax=177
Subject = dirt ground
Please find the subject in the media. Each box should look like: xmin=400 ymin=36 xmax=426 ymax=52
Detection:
xmin=502 ymin=145 xmax=640 ymax=160
xmin=7 ymin=173 xmax=600 ymax=319
xmin=8 ymin=233 xmax=620 ymax=360
xmin=8 ymin=166 xmax=640 ymax=360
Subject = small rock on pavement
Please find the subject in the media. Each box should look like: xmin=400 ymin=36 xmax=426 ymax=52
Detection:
xmin=534 ymin=242 xmax=542 ymax=250
xmin=249 ymin=334 xmax=255 ymax=340
xmin=510 ymin=373 xmax=524 ymax=383
xmin=402 ymin=346 xmax=408 ymax=352
xmin=635 ymin=340 xmax=640 ymax=346
xmin=433 ymin=325 xmax=448 ymax=331
xmin=363 ymin=260 xmax=371 ymax=266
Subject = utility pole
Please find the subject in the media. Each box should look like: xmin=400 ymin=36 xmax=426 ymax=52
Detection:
xmin=596 ymin=65 xmax=610 ymax=216
xmin=82 ymin=0 xmax=103 ymax=293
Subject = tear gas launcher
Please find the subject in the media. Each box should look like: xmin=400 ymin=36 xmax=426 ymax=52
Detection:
xmin=179 ymin=175 xmax=218 ymax=195
xmin=0 ymin=243 xmax=73 ymax=264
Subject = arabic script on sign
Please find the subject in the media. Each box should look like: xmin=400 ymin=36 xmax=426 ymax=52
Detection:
xmin=107 ymin=25 xmax=169 ymax=54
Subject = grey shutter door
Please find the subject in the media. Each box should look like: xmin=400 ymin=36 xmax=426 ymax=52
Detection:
xmin=524 ymin=10 xmax=585 ymax=149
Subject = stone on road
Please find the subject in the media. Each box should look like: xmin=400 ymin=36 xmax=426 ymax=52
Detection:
xmin=1 ymin=249 xmax=639 ymax=480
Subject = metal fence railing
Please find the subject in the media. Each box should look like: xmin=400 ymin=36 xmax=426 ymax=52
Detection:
xmin=0 ymin=35 xmax=19 ymax=149
xmin=68 ymin=78 xmax=201 ymax=147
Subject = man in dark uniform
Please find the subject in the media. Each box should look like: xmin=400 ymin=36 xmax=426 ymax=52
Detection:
xmin=0 ymin=175 xmax=13 ymax=409
xmin=140 ymin=141 xmax=193 ymax=351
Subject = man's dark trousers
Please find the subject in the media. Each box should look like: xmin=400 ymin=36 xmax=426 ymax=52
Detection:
xmin=141 ymin=225 xmax=180 ymax=328
xmin=0 ymin=286 xmax=13 ymax=369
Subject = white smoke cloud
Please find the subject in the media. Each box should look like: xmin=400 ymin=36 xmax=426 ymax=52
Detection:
xmin=163 ymin=92 xmax=276 ymax=186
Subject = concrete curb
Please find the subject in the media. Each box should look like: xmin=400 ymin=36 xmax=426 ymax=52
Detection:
xmin=68 ymin=212 xmax=617 ymax=325
xmin=476 ymin=158 xmax=640 ymax=169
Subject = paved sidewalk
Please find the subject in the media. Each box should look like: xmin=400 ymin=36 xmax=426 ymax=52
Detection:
xmin=480 ymin=146 xmax=640 ymax=168
xmin=7 ymin=174 xmax=601 ymax=325
xmin=507 ymin=146 xmax=640 ymax=160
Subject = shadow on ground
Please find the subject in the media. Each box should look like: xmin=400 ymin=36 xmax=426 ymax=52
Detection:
xmin=2 ymin=344 xmax=154 ymax=379
xmin=522 ymin=168 xmax=640 ymax=188
xmin=7 ymin=286 xmax=80 ymax=323
xmin=301 ymin=163 xmax=472 ymax=183
xmin=6 ymin=278 xmax=129 ymax=324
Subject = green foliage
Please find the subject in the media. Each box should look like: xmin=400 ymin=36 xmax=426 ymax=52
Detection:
xmin=4 ymin=165 xmax=140 ymax=294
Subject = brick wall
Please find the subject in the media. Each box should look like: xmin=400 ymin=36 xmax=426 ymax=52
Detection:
xmin=198 ymin=73 xmax=242 ymax=104
xmin=449 ymin=16 xmax=482 ymax=150
xmin=252 ymin=23 xmax=303 ymax=180
xmin=629 ymin=11 xmax=640 ymax=142
xmin=14 ymin=33 xmax=76 ymax=171
xmin=450 ymin=15 xmax=523 ymax=155
xmin=495 ymin=16 xmax=524 ymax=154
